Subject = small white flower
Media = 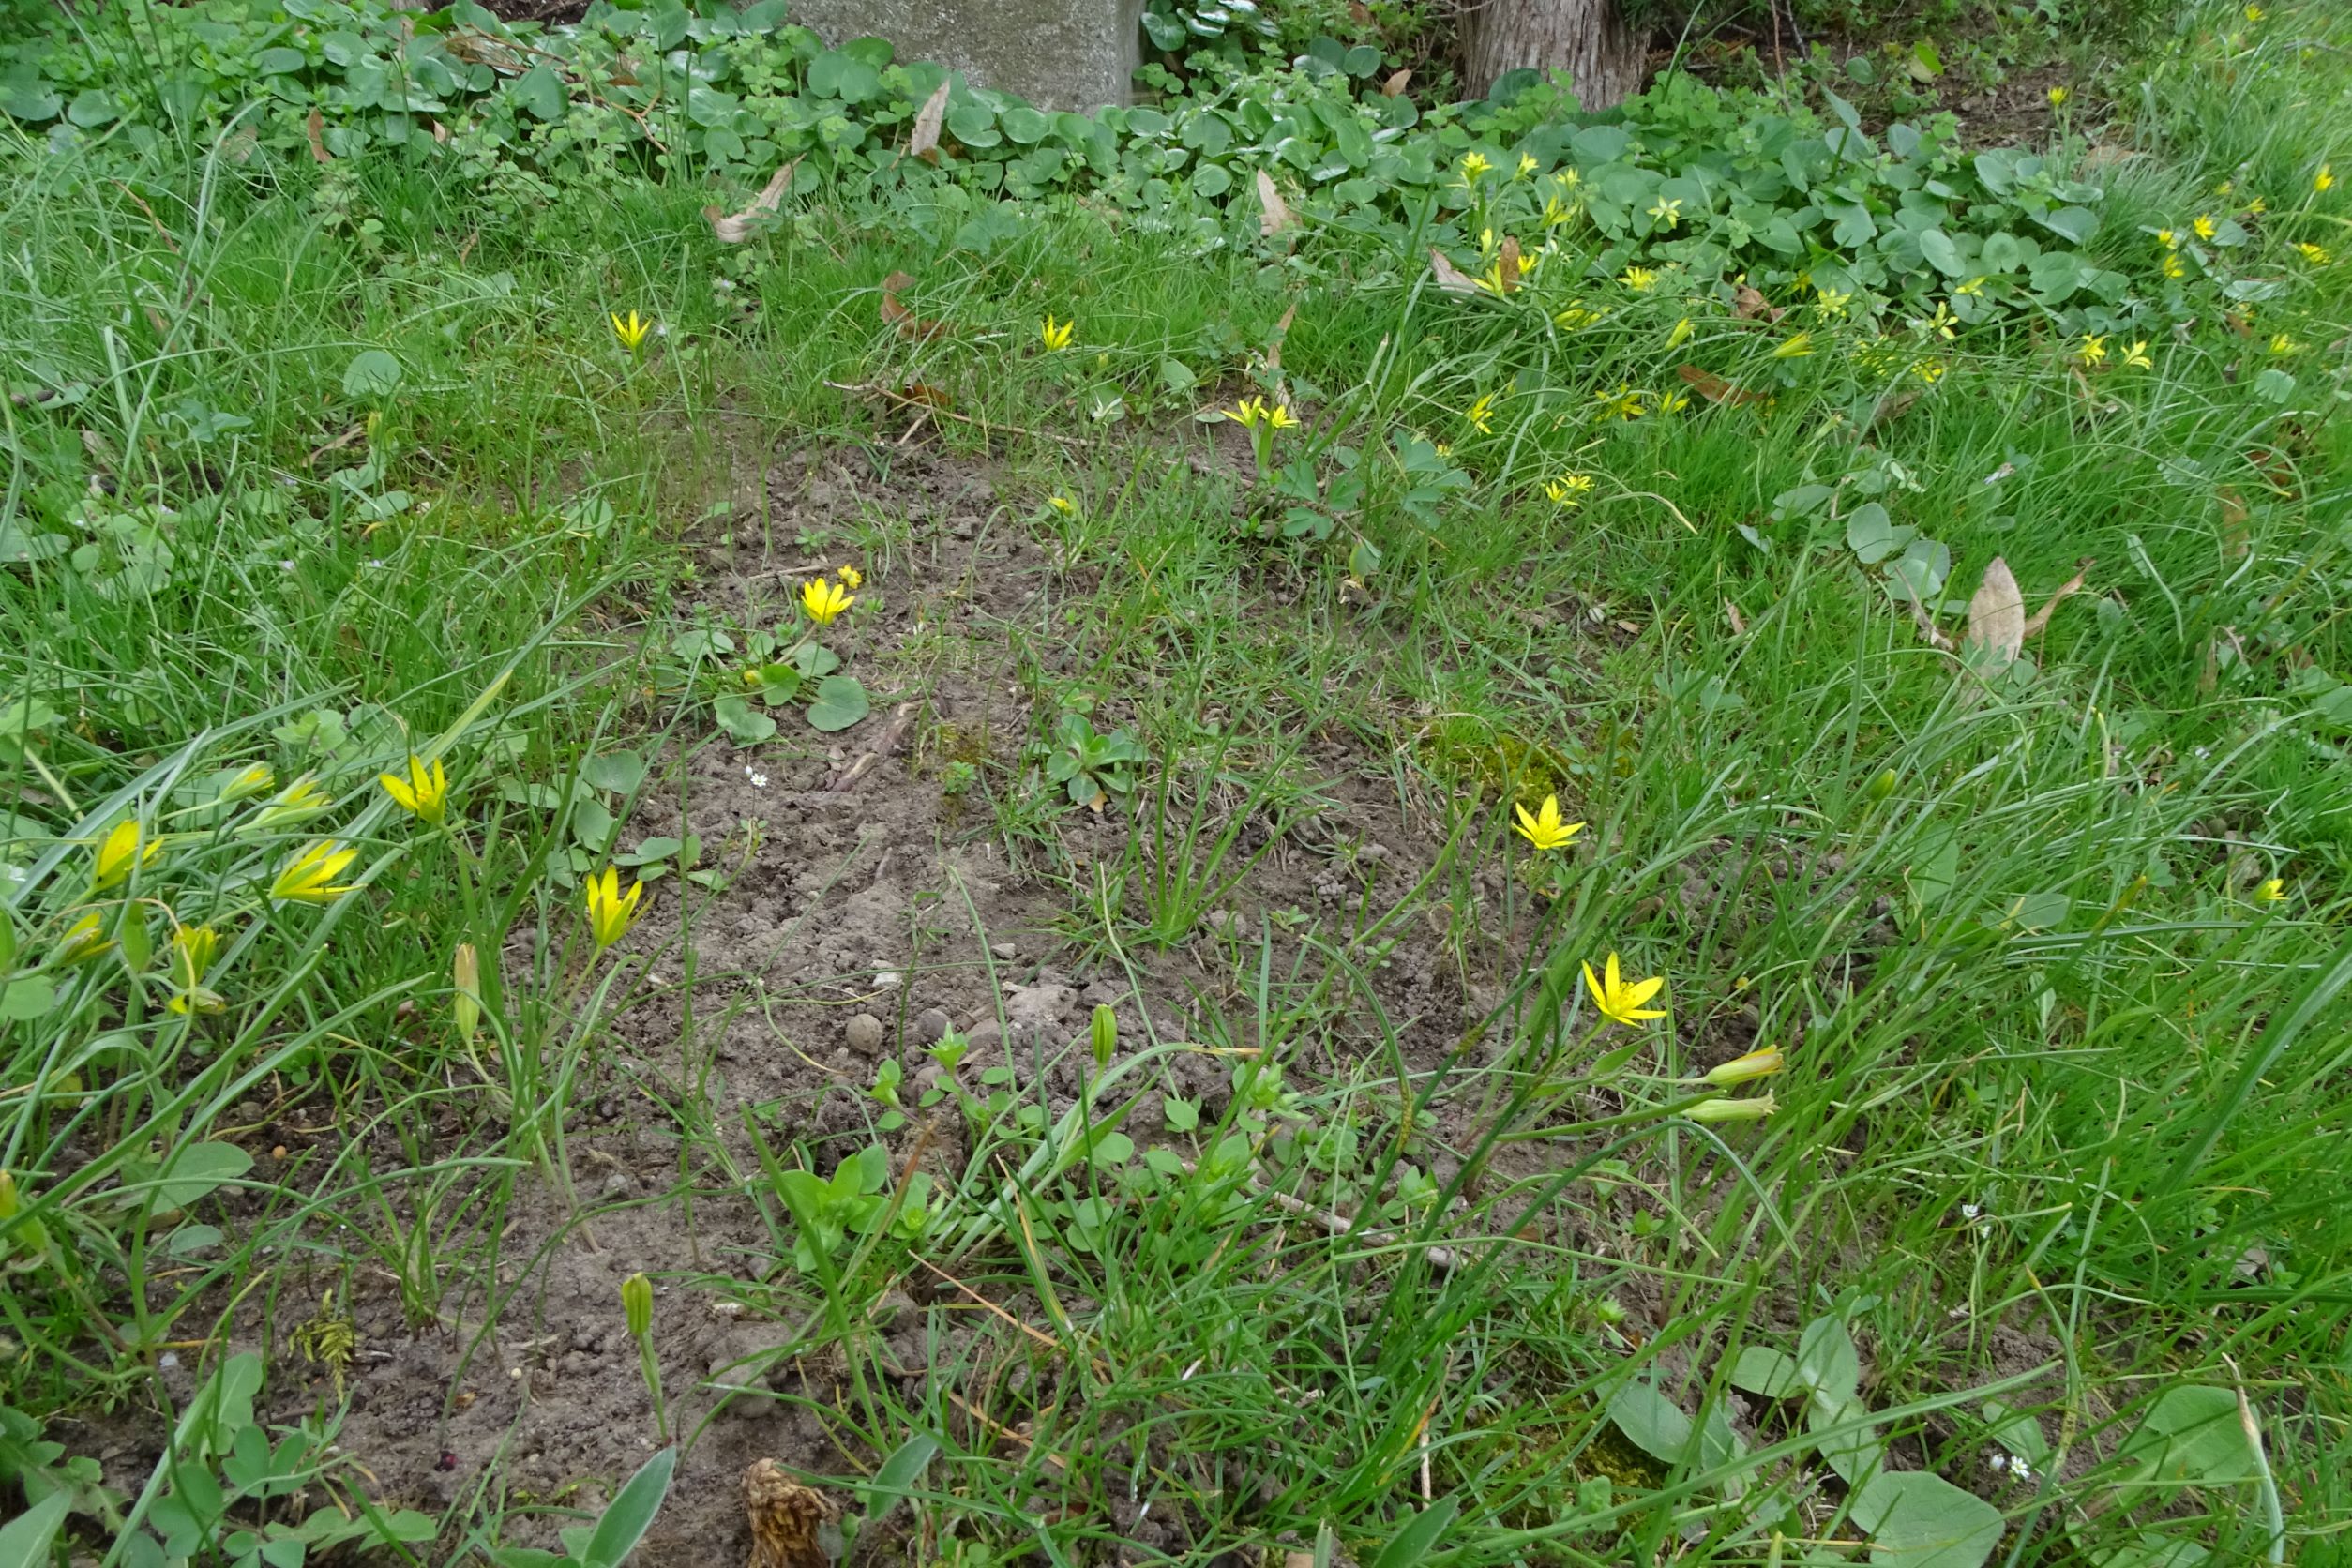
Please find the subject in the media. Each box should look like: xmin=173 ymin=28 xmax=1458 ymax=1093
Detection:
xmin=1961 ymin=1203 xmax=1982 ymax=1219
xmin=365 ymin=557 xmax=386 ymax=569
xmin=1989 ymin=1454 xmax=2009 ymax=1472
xmin=748 ymin=771 xmax=769 ymax=789
xmin=279 ymin=559 xmax=297 ymax=571
xmin=2010 ymin=1455 xmax=2033 ymax=1481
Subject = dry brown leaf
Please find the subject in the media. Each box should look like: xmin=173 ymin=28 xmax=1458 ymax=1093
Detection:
xmin=1256 ymin=169 xmax=1294 ymax=237
xmin=1676 ymin=364 xmax=1767 ymax=405
xmin=1382 ymin=68 xmax=1412 ymax=97
xmin=1429 ymin=249 xmax=1482 ymax=297
xmin=1964 ymin=556 xmax=2027 ymax=668
xmin=705 ymin=159 xmax=801 ymax=244
xmin=1733 ymin=284 xmax=1786 ymax=323
xmin=305 ymin=107 xmax=329 ymax=164
xmin=2218 ymin=486 xmax=2250 ymax=560
xmin=2019 ymin=558 xmax=2091 ymax=640
xmin=1725 ymin=597 xmax=1747 ymax=637
xmin=908 ymin=79 xmax=950 ymax=164
xmin=744 ymin=1461 xmax=838 ymax=1568
xmin=879 ymin=271 xmax=954 ymax=340
xmin=1496 ymin=235 xmax=1522 ymax=294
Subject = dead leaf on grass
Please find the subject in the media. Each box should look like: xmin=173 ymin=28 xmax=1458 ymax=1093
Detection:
xmin=306 ymin=107 xmax=329 ymax=164
xmin=1429 ymin=249 xmax=1482 ymax=297
xmin=743 ymin=1460 xmax=840 ymax=1568
xmin=879 ymin=271 xmax=955 ymax=340
xmin=1256 ymin=169 xmax=1294 ymax=237
xmin=1676 ymin=364 xmax=1767 ymax=405
xmin=2219 ymin=486 xmax=2250 ymax=559
xmin=705 ymin=159 xmax=801 ymax=244
xmin=908 ymin=79 xmax=950 ymax=163
xmin=1496 ymin=235 xmax=1522 ymax=294
xmin=1265 ymin=303 xmax=1297 ymax=379
xmin=1382 ymin=68 xmax=1412 ymax=96
xmin=1733 ymin=284 xmax=1786 ymax=322
xmin=1964 ymin=556 xmax=2027 ymax=669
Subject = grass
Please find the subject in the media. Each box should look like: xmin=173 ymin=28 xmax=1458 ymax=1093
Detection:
xmin=4 ymin=1 xmax=2350 ymax=1563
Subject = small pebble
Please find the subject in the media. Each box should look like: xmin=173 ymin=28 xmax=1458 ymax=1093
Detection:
xmin=912 ymin=1007 xmax=952 ymax=1044
xmin=874 ymin=970 xmax=903 ymax=989
xmin=845 ymin=1013 xmax=886 ymax=1055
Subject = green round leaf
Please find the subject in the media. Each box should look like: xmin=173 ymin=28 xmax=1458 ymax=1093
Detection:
xmin=1001 ymin=105 xmax=1049 ymax=144
xmin=946 ymin=102 xmax=1000 ymax=148
xmin=806 ymin=675 xmax=870 ymax=731
xmin=1191 ymin=162 xmax=1232 ymax=198
xmin=340 ymin=349 xmax=403 ymax=400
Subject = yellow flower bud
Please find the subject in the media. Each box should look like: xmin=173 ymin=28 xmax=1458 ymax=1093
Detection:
xmin=1703 ymin=1048 xmax=1785 ymax=1088
xmin=1686 ymin=1094 xmax=1775 ymax=1124
xmin=1091 ymin=1003 xmax=1117 ymax=1068
xmin=622 ymin=1272 xmax=654 ymax=1339
xmin=453 ymin=943 xmax=482 ymax=1043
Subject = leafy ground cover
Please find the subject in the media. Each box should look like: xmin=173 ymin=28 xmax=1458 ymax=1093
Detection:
xmin=3 ymin=2 xmax=2349 ymax=1565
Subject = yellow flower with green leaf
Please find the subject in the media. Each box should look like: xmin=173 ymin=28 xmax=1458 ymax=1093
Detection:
xmin=166 ymin=924 xmax=225 ymax=1016
xmin=585 ymin=865 xmax=645 ymax=950
xmin=1702 ymin=1047 xmax=1785 ymax=1088
xmin=2047 ymin=85 xmax=2070 ymax=106
xmin=54 ymin=912 xmax=113 ymax=967
xmin=1512 ymin=795 xmax=1583 ymax=852
xmin=801 ymin=576 xmax=853 ymax=626
xmin=1545 ymin=473 xmax=1593 ymax=508
xmin=378 ymin=755 xmax=449 ymax=825
xmin=1458 ymin=152 xmax=1492 ymax=183
xmin=2075 ymin=334 xmax=2107 ymax=367
xmin=2316 ymin=164 xmax=2335 ymax=194
xmin=1667 ymin=316 xmax=1695 ymax=349
xmin=2122 ymin=340 xmax=2153 ymax=370
xmin=1647 ymin=195 xmax=1683 ymax=230
xmin=1040 ymin=316 xmax=1074 ymax=351
xmin=92 ymin=820 xmax=160 ymax=892
xmin=219 ymin=763 xmax=275 ymax=804
xmin=250 ymin=775 xmax=335 ymax=832
xmin=1515 ymin=153 xmax=1538 ymax=179
xmin=1583 ymin=953 xmax=1666 ymax=1026
xmin=1687 ymin=1093 xmax=1775 ymax=1123
xmin=1464 ymin=393 xmax=1497 ymax=434
xmin=2295 ymin=242 xmax=2331 ymax=264
xmin=837 ymin=564 xmax=864 ymax=589
xmin=1772 ymin=332 xmax=1816 ymax=359
xmin=1595 ymin=384 xmax=1645 ymax=420
xmin=610 ymin=310 xmax=653 ymax=354
xmin=2193 ymin=214 xmax=2218 ymax=240
xmin=271 ymin=840 xmax=358 ymax=905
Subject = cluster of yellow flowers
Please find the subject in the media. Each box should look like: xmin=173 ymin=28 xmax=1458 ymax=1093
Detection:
xmin=1221 ymin=396 xmax=1296 ymax=430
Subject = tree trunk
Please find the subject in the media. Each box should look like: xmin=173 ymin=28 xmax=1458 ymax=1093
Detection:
xmin=1461 ymin=0 xmax=1645 ymax=112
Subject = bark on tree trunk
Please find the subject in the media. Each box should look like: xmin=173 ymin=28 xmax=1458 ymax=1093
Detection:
xmin=1461 ymin=0 xmax=1646 ymax=112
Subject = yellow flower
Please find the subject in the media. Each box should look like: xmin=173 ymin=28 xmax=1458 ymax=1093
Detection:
xmin=2047 ymin=85 xmax=2070 ymax=106
xmin=2269 ymin=332 xmax=2300 ymax=355
xmin=1458 ymin=152 xmax=1492 ymax=183
xmin=54 ymin=912 xmax=113 ymax=967
xmin=610 ymin=310 xmax=653 ymax=354
xmin=1814 ymin=285 xmax=1852 ymax=319
xmin=585 ymin=865 xmax=645 ymax=950
xmin=1687 ymin=1094 xmax=1775 ymax=1123
xmin=2193 ymin=214 xmax=2218 ymax=241
xmin=1656 ymin=387 xmax=1690 ymax=414
xmin=1040 ymin=315 xmax=1074 ymax=351
xmin=2255 ymin=877 xmax=2286 ymax=902
xmin=1954 ymin=277 xmax=1987 ymax=298
xmin=219 ymin=763 xmax=275 ymax=804
xmin=837 ymin=564 xmax=864 ymax=589
xmin=1542 ymin=194 xmax=1577 ymax=228
xmin=2246 ymin=196 xmax=2267 ymax=216
xmin=1554 ymin=168 xmax=1581 ymax=191
xmin=1772 ymin=332 xmax=1815 ymax=359
xmin=1515 ymin=153 xmax=1539 ymax=179
xmin=1047 ymin=495 xmax=1076 ymax=515
xmin=1595 ymin=384 xmax=1645 ymax=420
xmin=2317 ymin=164 xmax=2337 ymax=194
xmin=2075 ymin=333 xmax=2107 ymax=366
xmin=378 ymin=755 xmax=449 ymax=825
xmin=622 ymin=1271 xmax=654 ymax=1338
xmin=1583 ymin=953 xmax=1666 ymax=1027
xmin=2163 ymin=252 xmax=2187 ymax=279
xmin=1545 ymin=473 xmax=1594 ymax=507
xmin=2155 ymin=229 xmax=2178 ymax=250
xmin=2242 ymin=4 xmax=2264 ymax=19
xmin=1647 ymin=195 xmax=1683 ymax=230
xmin=1263 ymin=402 xmax=1296 ymax=430
xmin=1912 ymin=360 xmax=1948 ymax=385
xmin=1464 ymin=392 xmax=1497 ymax=434
xmin=166 ymin=924 xmax=223 ymax=1016
xmin=1702 ymin=1047 xmax=1785 ymax=1088
xmin=1513 ymin=794 xmax=1584 ymax=852
xmin=1922 ymin=303 xmax=1957 ymax=339
xmin=1666 ymin=316 xmax=1695 ymax=349
xmin=1223 ymin=397 xmax=1267 ymax=428
xmin=250 ymin=775 xmax=335 ymax=831
xmin=453 ymin=943 xmax=482 ymax=1043
xmin=270 ymin=840 xmax=358 ymax=905
xmin=801 ymin=576 xmax=853 ymax=626
xmin=1621 ymin=265 xmax=1658 ymax=292
xmin=1554 ymin=304 xmax=1607 ymax=330
xmin=92 ymin=820 xmax=160 ymax=892
xmin=2122 ymin=339 xmax=2153 ymax=369
xmin=2295 ymin=242 xmax=2332 ymax=264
